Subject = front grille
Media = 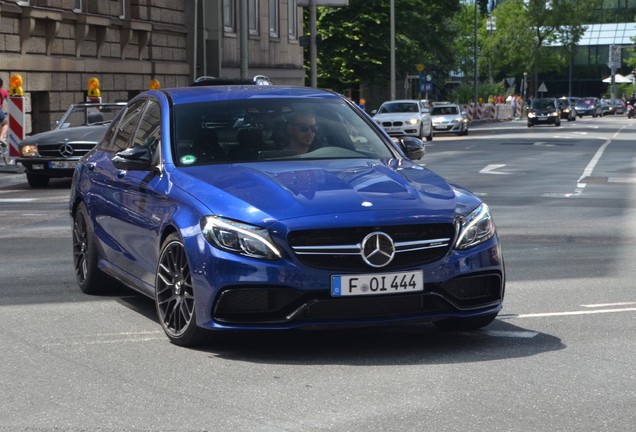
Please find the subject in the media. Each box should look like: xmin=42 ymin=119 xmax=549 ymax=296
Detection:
xmin=37 ymin=142 xmax=96 ymax=158
xmin=381 ymin=121 xmax=403 ymax=127
xmin=288 ymin=224 xmax=455 ymax=271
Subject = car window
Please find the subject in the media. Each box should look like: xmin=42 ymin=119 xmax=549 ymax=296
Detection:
xmin=431 ymin=106 xmax=458 ymax=115
xmin=110 ymin=100 xmax=147 ymax=152
xmin=133 ymin=99 xmax=161 ymax=165
xmin=173 ymin=98 xmax=395 ymax=166
xmin=378 ymin=102 xmax=418 ymax=113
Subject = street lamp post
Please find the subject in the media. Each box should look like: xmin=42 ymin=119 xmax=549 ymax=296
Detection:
xmin=473 ymin=0 xmax=478 ymax=106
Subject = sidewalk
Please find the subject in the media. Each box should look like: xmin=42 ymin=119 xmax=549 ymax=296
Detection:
xmin=0 ymin=160 xmax=25 ymax=174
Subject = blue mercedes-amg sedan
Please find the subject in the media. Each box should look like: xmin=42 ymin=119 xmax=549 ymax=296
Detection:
xmin=70 ymin=85 xmax=505 ymax=346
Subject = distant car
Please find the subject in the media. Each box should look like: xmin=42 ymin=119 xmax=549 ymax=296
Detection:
xmin=602 ymin=99 xmax=625 ymax=115
xmin=557 ymin=98 xmax=577 ymax=121
xmin=575 ymin=97 xmax=602 ymax=118
xmin=69 ymin=85 xmax=505 ymax=346
xmin=17 ymin=102 xmax=127 ymax=188
xmin=372 ymin=99 xmax=433 ymax=141
xmin=527 ymin=98 xmax=561 ymax=127
xmin=191 ymin=75 xmax=273 ymax=86
xmin=429 ymin=103 xmax=469 ymax=135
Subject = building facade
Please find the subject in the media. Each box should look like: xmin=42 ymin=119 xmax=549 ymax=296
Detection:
xmin=0 ymin=0 xmax=304 ymax=135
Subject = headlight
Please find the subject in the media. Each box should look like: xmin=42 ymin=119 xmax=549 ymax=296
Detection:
xmin=200 ymin=216 xmax=282 ymax=260
xmin=20 ymin=144 xmax=39 ymax=157
xmin=454 ymin=203 xmax=496 ymax=250
xmin=407 ymin=118 xmax=419 ymax=125
xmin=528 ymin=112 xmax=536 ymax=118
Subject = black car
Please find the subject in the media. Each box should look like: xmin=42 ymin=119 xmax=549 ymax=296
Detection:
xmin=558 ymin=98 xmax=577 ymax=121
xmin=527 ymin=98 xmax=561 ymax=127
xmin=17 ymin=102 xmax=126 ymax=187
xmin=575 ymin=97 xmax=602 ymax=118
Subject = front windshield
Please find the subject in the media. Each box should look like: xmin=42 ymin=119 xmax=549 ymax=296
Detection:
xmin=430 ymin=106 xmax=459 ymax=115
xmin=57 ymin=104 xmax=125 ymax=129
xmin=377 ymin=102 xmax=419 ymax=113
xmin=173 ymin=98 xmax=395 ymax=166
xmin=531 ymin=99 xmax=555 ymax=109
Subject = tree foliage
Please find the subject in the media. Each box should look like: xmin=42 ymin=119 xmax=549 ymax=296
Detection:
xmin=310 ymin=0 xmax=461 ymax=94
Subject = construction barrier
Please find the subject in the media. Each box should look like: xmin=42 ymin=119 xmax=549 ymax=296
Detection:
xmin=7 ymin=96 xmax=25 ymax=159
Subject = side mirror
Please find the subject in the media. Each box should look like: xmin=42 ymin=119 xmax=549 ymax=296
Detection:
xmin=371 ymin=109 xmax=378 ymax=115
xmin=112 ymin=145 xmax=153 ymax=171
xmin=397 ymin=136 xmax=425 ymax=160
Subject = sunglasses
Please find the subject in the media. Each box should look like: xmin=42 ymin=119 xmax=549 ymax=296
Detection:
xmin=292 ymin=123 xmax=318 ymax=133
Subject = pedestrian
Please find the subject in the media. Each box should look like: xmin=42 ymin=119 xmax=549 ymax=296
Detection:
xmin=511 ymin=93 xmax=518 ymax=119
xmin=0 ymin=78 xmax=9 ymax=144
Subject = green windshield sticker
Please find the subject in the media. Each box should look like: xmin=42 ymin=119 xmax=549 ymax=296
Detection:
xmin=180 ymin=155 xmax=197 ymax=165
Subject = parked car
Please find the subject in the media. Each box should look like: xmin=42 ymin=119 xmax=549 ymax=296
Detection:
xmin=557 ymin=98 xmax=577 ymax=121
xmin=527 ymin=98 xmax=561 ymax=127
xmin=575 ymin=97 xmax=602 ymax=118
xmin=70 ymin=85 xmax=505 ymax=346
xmin=17 ymin=102 xmax=126 ymax=187
xmin=429 ymin=103 xmax=469 ymax=135
xmin=372 ymin=99 xmax=433 ymax=141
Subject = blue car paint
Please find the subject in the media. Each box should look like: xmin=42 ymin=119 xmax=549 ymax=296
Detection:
xmin=70 ymin=85 xmax=505 ymax=336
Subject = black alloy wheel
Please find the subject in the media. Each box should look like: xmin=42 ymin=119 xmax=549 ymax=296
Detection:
xmin=155 ymin=233 xmax=207 ymax=346
xmin=72 ymin=202 xmax=111 ymax=294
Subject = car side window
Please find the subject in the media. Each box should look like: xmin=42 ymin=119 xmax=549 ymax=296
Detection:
xmin=110 ymin=99 xmax=146 ymax=152
xmin=133 ymin=99 xmax=161 ymax=165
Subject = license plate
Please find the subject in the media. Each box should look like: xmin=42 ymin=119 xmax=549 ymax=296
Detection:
xmin=49 ymin=161 xmax=78 ymax=169
xmin=538 ymin=116 xmax=547 ymax=120
xmin=385 ymin=127 xmax=400 ymax=133
xmin=331 ymin=270 xmax=423 ymax=297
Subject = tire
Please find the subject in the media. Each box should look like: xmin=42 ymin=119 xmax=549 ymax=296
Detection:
xmin=425 ymin=127 xmax=433 ymax=142
xmin=433 ymin=312 xmax=498 ymax=331
xmin=72 ymin=202 xmax=113 ymax=294
xmin=26 ymin=173 xmax=49 ymax=188
xmin=155 ymin=233 xmax=208 ymax=347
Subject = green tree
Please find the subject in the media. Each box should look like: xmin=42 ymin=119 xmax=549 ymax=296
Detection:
xmin=483 ymin=0 xmax=599 ymax=97
xmin=308 ymin=0 xmax=461 ymax=100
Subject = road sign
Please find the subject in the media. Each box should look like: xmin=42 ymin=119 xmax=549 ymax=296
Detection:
xmin=537 ymin=82 xmax=548 ymax=93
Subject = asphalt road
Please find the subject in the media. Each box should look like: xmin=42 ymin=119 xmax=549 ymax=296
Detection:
xmin=1 ymin=115 xmax=635 ymax=431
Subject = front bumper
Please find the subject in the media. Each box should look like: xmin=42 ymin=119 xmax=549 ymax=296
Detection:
xmin=188 ymin=235 xmax=505 ymax=331
xmin=17 ymin=158 xmax=79 ymax=178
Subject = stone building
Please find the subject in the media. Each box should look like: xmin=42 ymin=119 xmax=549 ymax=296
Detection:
xmin=0 ymin=0 xmax=304 ymax=135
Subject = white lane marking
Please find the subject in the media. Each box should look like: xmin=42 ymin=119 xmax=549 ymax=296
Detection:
xmin=0 ymin=198 xmax=36 ymax=203
xmin=517 ymin=307 xmax=636 ymax=318
xmin=480 ymin=164 xmax=509 ymax=175
xmin=576 ymin=138 xmax=611 ymax=189
xmin=582 ymin=302 xmax=636 ymax=308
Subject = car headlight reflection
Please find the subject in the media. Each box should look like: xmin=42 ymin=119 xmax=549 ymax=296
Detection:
xmin=200 ymin=216 xmax=282 ymax=260
xmin=20 ymin=144 xmax=39 ymax=157
xmin=454 ymin=203 xmax=496 ymax=250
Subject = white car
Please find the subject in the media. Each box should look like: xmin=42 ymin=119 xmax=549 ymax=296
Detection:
xmin=372 ymin=99 xmax=433 ymax=141
xmin=430 ymin=103 xmax=469 ymax=135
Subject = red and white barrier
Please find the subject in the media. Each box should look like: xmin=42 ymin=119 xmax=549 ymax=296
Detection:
xmin=7 ymin=96 xmax=25 ymax=158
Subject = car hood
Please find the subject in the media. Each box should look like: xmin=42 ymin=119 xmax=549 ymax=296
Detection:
xmin=20 ymin=125 xmax=108 ymax=146
xmin=431 ymin=114 xmax=460 ymax=122
xmin=172 ymin=159 xmax=459 ymax=227
xmin=529 ymin=107 xmax=556 ymax=114
xmin=373 ymin=112 xmax=421 ymax=121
